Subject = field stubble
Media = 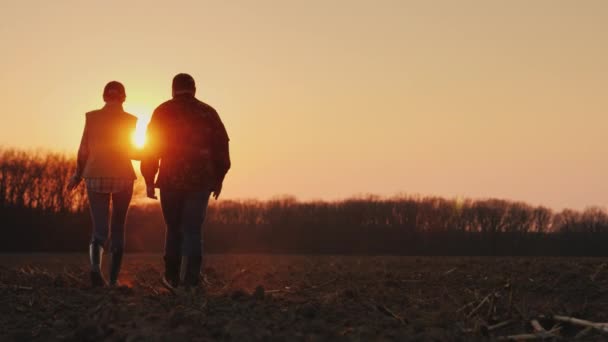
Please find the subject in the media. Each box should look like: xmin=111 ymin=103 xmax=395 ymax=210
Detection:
xmin=1 ymin=255 xmax=608 ymax=341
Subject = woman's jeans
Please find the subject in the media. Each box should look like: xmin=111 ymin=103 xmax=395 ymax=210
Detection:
xmin=160 ymin=190 xmax=211 ymax=257
xmin=87 ymin=188 xmax=133 ymax=253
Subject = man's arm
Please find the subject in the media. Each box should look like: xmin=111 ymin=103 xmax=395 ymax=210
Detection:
xmin=210 ymin=110 xmax=231 ymax=199
xmin=140 ymin=109 xmax=162 ymax=198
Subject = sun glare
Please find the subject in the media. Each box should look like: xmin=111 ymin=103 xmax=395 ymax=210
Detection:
xmin=125 ymin=104 xmax=152 ymax=149
xmin=132 ymin=127 xmax=146 ymax=149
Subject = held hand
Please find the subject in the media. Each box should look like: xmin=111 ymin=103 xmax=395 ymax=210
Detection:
xmin=146 ymin=185 xmax=158 ymax=200
xmin=67 ymin=176 xmax=82 ymax=191
xmin=212 ymin=182 xmax=223 ymax=200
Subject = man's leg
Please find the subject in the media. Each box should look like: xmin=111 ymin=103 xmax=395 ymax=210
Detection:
xmin=160 ymin=189 xmax=184 ymax=288
xmin=181 ymin=191 xmax=211 ymax=287
xmin=87 ymin=189 xmax=110 ymax=287
xmin=108 ymin=187 xmax=133 ymax=286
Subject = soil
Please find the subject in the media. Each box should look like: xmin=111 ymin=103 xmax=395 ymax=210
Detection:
xmin=1 ymin=254 xmax=607 ymax=341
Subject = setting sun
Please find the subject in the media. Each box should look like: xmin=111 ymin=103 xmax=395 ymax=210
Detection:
xmin=132 ymin=128 xmax=146 ymax=149
xmin=125 ymin=104 xmax=152 ymax=149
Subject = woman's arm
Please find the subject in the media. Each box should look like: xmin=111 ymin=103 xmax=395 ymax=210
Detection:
xmin=75 ymin=118 xmax=90 ymax=178
xmin=67 ymin=118 xmax=89 ymax=190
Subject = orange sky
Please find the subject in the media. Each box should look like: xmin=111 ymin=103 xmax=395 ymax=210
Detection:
xmin=1 ymin=1 xmax=607 ymax=210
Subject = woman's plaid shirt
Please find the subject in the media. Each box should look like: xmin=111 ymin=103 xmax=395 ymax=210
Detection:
xmin=85 ymin=178 xmax=134 ymax=193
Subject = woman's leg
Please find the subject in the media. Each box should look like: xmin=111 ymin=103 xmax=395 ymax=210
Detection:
xmin=110 ymin=187 xmax=133 ymax=253
xmin=88 ymin=190 xmax=111 ymax=250
xmin=108 ymin=187 xmax=133 ymax=285
xmin=87 ymin=189 xmax=110 ymax=286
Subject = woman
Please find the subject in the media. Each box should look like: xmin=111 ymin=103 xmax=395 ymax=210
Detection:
xmin=67 ymin=81 xmax=138 ymax=287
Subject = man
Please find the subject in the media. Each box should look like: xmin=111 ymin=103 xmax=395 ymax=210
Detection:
xmin=141 ymin=73 xmax=230 ymax=290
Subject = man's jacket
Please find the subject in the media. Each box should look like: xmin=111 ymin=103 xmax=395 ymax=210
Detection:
xmin=141 ymin=94 xmax=231 ymax=191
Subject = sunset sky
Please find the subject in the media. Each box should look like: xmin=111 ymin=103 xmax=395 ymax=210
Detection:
xmin=1 ymin=1 xmax=607 ymax=210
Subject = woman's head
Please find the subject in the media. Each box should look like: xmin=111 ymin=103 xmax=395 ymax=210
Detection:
xmin=103 ymin=81 xmax=126 ymax=103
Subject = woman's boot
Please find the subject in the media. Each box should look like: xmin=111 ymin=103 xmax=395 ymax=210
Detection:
xmin=89 ymin=243 xmax=106 ymax=287
xmin=162 ymin=255 xmax=181 ymax=291
xmin=182 ymin=256 xmax=202 ymax=289
xmin=109 ymin=252 xmax=123 ymax=286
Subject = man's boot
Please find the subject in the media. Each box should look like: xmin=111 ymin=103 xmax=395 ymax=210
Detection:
xmin=182 ymin=256 xmax=202 ymax=289
xmin=89 ymin=243 xmax=106 ymax=287
xmin=109 ymin=252 xmax=123 ymax=286
xmin=162 ymin=255 xmax=181 ymax=291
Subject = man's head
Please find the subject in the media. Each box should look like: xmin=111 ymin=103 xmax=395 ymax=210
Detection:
xmin=172 ymin=73 xmax=196 ymax=97
xmin=103 ymin=81 xmax=126 ymax=103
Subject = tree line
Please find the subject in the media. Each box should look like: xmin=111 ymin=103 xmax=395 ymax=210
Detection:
xmin=1 ymin=147 xmax=608 ymax=255
xmin=0 ymin=148 xmax=87 ymax=212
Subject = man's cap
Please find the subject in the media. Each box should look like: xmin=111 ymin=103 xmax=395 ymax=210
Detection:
xmin=172 ymin=73 xmax=196 ymax=91
xmin=103 ymin=81 xmax=126 ymax=100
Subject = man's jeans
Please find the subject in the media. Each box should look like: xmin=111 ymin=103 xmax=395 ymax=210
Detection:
xmin=87 ymin=188 xmax=133 ymax=253
xmin=160 ymin=190 xmax=211 ymax=257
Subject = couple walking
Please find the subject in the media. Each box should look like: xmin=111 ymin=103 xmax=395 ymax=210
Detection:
xmin=67 ymin=73 xmax=231 ymax=290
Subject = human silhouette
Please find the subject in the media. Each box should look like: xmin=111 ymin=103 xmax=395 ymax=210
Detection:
xmin=141 ymin=73 xmax=231 ymax=290
xmin=67 ymin=81 xmax=138 ymax=287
